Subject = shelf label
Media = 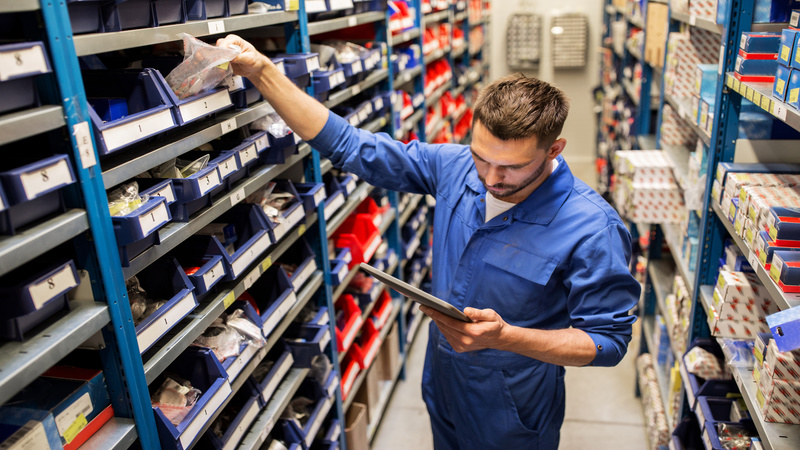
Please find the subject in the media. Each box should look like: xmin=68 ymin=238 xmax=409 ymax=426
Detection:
xmin=0 ymin=420 xmax=49 ymax=450
xmin=54 ymin=393 xmax=92 ymax=438
xmin=313 ymin=186 xmax=326 ymax=205
xmin=179 ymin=382 xmax=232 ymax=449
xmin=306 ymin=56 xmax=320 ymax=73
xmin=0 ymin=44 xmax=48 ymax=81
xmin=262 ymin=292 xmax=297 ymax=337
xmin=337 ymin=264 xmax=348 ymax=283
xmin=238 ymin=143 xmax=257 ymax=166
xmin=224 ymin=75 xmax=245 ymax=92
xmin=197 ymin=168 xmax=222 ymax=196
xmin=149 ymin=183 xmax=175 ymax=204
xmin=690 ymin=15 xmax=697 ymax=25
xmin=348 ymin=16 xmax=358 ymax=27
xmin=137 ymin=291 xmax=196 ymax=353
xmin=254 ymin=133 xmax=269 ymax=151
xmin=773 ymin=101 xmax=789 ymax=121
xmin=726 ymin=75 xmax=734 ymax=89
xmin=760 ymin=95 xmax=772 ymax=112
xmin=102 ymin=108 xmax=175 ymax=152
xmin=752 ymin=91 xmax=762 ymax=106
xmin=208 ymin=20 xmax=225 ymax=34
xmin=221 ymin=118 xmax=237 ymax=134
xmin=230 ymin=187 xmax=246 ymax=207
xmin=20 ymin=157 xmax=74 ymax=201
xmin=261 ymin=256 xmax=272 ymax=273
xmin=225 ymin=398 xmax=260 ymax=450
xmin=73 ymin=122 xmax=97 ymax=169
xmin=732 ymin=78 xmax=740 ymax=93
xmin=179 ymin=90 xmax=232 ymax=123
xmin=223 ymin=291 xmax=236 ymax=309
xmin=201 ymin=259 xmax=224 ymax=292
xmin=138 ymin=200 xmax=169 ymax=237
xmin=29 ymin=263 xmax=78 ymax=310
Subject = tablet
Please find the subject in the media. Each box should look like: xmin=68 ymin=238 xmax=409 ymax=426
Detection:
xmin=359 ymin=262 xmax=473 ymax=323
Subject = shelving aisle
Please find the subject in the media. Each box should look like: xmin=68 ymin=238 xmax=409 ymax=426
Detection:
xmin=0 ymin=1 xmax=491 ymax=449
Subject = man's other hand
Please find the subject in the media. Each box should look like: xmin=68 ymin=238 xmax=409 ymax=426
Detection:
xmin=419 ymin=306 xmax=507 ymax=353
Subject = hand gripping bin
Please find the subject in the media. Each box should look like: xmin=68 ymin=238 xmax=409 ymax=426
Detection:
xmin=135 ymin=257 xmax=197 ymax=353
xmin=200 ymin=377 xmax=263 ymax=449
xmin=66 ymin=0 xmax=104 ymax=34
xmin=335 ymin=294 xmax=364 ymax=353
xmin=295 ymin=182 xmax=327 ymax=214
xmin=0 ymin=154 xmax=77 ymax=235
xmin=200 ymin=204 xmax=275 ymax=280
xmin=680 ymin=339 xmax=738 ymax=409
xmin=0 ymin=42 xmax=52 ymax=114
xmin=101 ymin=0 xmax=156 ymax=31
xmin=144 ymin=161 xmax=222 ymax=222
xmin=152 ymin=348 xmax=233 ymax=450
xmin=332 ymin=214 xmax=382 ymax=270
xmin=243 ymin=265 xmax=297 ymax=338
xmin=153 ymin=0 xmax=187 ymax=25
xmin=276 ymin=238 xmax=318 ymax=292
xmin=277 ymin=373 xmax=337 ymax=448
xmin=312 ymin=67 xmax=346 ymax=102
xmin=185 ymin=0 xmax=228 ymax=19
xmin=284 ymin=322 xmax=331 ymax=368
xmin=253 ymin=340 xmax=295 ymax=403
xmin=112 ymin=194 xmax=171 ymax=266
xmin=172 ymin=236 xmax=228 ymax=301
xmin=0 ymin=259 xmax=79 ymax=341
xmin=83 ymin=69 xmax=177 ymax=155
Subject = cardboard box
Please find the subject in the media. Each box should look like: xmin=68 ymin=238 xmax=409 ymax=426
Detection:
xmin=695 ymin=63 xmax=719 ymax=99
xmin=756 ymin=363 xmax=800 ymax=424
xmin=354 ymin=364 xmax=381 ymax=425
xmin=736 ymin=55 xmax=778 ymax=76
xmin=765 ymin=340 xmax=800 ymax=380
xmin=769 ymin=250 xmax=800 ymax=291
xmin=780 ymin=29 xmax=800 ymax=67
xmin=345 ymin=402 xmax=368 ymax=450
xmin=767 ymin=206 xmax=800 ymax=244
xmin=377 ymin=324 xmax=401 ymax=382
xmin=741 ymin=31 xmax=782 ymax=54
xmin=767 ymin=305 xmax=800 ymax=352
xmin=644 ymin=3 xmax=669 ymax=67
xmin=775 ymin=65 xmax=793 ymax=101
xmin=0 ymin=408 xmax=62 ymax=449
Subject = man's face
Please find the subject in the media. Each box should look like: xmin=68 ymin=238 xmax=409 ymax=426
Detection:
xmin=470 ymin=121 xmax=557 ymax=204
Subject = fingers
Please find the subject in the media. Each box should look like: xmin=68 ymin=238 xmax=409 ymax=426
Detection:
xmin=464 ymin=307 xmax=497 ymax=322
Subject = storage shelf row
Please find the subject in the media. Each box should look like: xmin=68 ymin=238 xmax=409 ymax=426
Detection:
xmin=323 ymin=68 xmax=390 ymax=109
xmin=392 ymin=28 xmax=422 ymax=47
xmin=641 ymin=314 xmax=674 ymax=432
xmin=725 ymin=72 xmax=800 ymax=134
xmin=73 ymin=11 xmax=300 ymax=56
xmin=394 ymin=65 xmax=423 ymax=87
xmin=142 ymin=212 xmax=319 ymax=383
xmin=711 ymin=201 xmax=800 ymax=310
xmin=423 ymin=10 xmax=451 ymax=25
xmin=0 ymin=105 xmax=66 ymax=146
xmin=0 ymin=302 xmax=110 ymax=405
xmin=424 ymin=46 xmax=452 ymax=65
xmin=121 ymin=144 xmax=312 ymax=279
xmin=342 ymin=298 xmax=403 ymax=412
xmin=307 ymin=11 xmax=386 ymax=36
xmin=663 ymin=93 xmax=711 ymax=146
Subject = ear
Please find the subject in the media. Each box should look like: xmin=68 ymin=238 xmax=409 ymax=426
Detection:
xmin=547 ymin=138 xmax=566 ymax=160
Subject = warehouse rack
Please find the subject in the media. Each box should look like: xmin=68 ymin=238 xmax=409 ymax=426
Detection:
xmin=600 ymin=0 xmax=800 ymax=448
xmin=0 ymin=0 xmax=490 ymax=449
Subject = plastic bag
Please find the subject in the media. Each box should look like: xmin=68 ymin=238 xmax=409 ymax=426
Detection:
xmin=127 ymin=276 xmax=148 ymax=323
xmin=245 ymin=182 xmax=295 ymax=224
xmin=151 ymin=376 xmax=203 ymax=425
xmin=716 ymin=423 xmax=755 ymax=450
xmin=325 ymin=41 xmax=367 ymax=64
xmin=177 ymin=154 xmax=210 ymax=178
xmin=165 ymin=33 xmax=241 ymax=100
xmin=193 ymin=318 xmax=243 ymax=362
xmin=281 ymin=397 xmax=314 ymax=426
xmin=227 ymin=309 xmax=267 ymax=348
xmin=149 ymin=158 xmax=182 ymax=179
xmin=718 ymin=338 xmax=755 ymax=369
xmin=251 ymin=112 xmax=293 ymax=138
xmin=108 ymin=181 xmax=148 ymax=216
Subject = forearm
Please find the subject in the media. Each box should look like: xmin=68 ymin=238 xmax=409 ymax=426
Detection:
xmin=250 ymin=63 xmax=330 ymax=141
xmin=498 ymin=326 xmax=597 ymax=367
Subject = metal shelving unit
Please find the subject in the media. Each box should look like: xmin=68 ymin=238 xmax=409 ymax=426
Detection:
xmin=324 ymin=69 xmax=390 ymax=109
xmin=391 ymin=28 xmax=422 ymax=46
xmin=423 ymin=9 xmax=450 ymax=25
xmin=307 ymin=11 xmax=386 ymax=35
xmin=0 ymin=105 xmax=66 ymax=146
xmin=394 ymin=65 xmax=423 ymax=87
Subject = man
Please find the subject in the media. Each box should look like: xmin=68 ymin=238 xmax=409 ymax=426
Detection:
xmin=217 ymin=34 xmax=640 ymax=450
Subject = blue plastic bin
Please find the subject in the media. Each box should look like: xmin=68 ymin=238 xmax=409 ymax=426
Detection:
xmin=294 ymin=182 xmax=327 ymax=213
xmin=153 ymin=348 xmax=232 ymax=450
xmin=135 ymin=257 xmax=197 ymax=354
xmin=66 ymin=0 xmax=104 ymax=34
xmin=0 ymin=42 xmax=52 ymax=114
xmin=0 ymin=259 xmax=79 ymax=341
xmin=278 ymin=374 xmax=336 ymax=448
xmin=145 ymin=162 xmax=222 ymax=222
xmin=153 ymin=0 xmax=187 ymax=25
xmin=208 ymin=138 xmax=261 ymax=181
xmin=143 ymin=63 xmax=234 ymax=126
xmin=140 ymin=179 xmax=177 ymax=206
xmin=101 ymin=0 xmax=155 ymax=31
xmin=185 ymin=0 xmax=228 ymax=19
xmin=0 ymin=154 xmax=76 ymax=235
xmin=671 ymin=416 xmax=704 ymax=450
xmin=284 ymin=323 xmax=331 ymax=368
xmin=111 ymin=195 xmax=171 ymax=265
xmin=172 ymin=236 xmax=229 ymax=300
xmin=205 ymin=204 xmax=275 ymax=280
xmin=218 ymin=302 xmax=265 ymax=382
xmin=256 ymin=179 xmax=305 ymax=244
xmin=254 ymin=341 xmax=294 ymax=403
xmin=312 ymin=68 xmax=346 ymax=101
xmin=245 ymin=265 xmax=297 ymax=337
xmin=276 ymin=238 xmax=317 ymax=292
xmin=202 ymin=378 xmax=263 ymax=449
xmin=83 ymin=69 xmax=177 ymax=154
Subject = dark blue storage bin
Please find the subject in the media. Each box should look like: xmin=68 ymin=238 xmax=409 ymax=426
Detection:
xmin=232 ymin=77 xmax=264 ymax=109
xmin=701 ymin=419 xmax=756 ymax=450
xmin=258 ymin=131 xmax=299 ymax=165
xmin=83 ymin=68 xmax=177 ymax=154
xmin=101 ymin=0 xmax=155 ymax=31
xmin=208 ymin=138 xmax=260 ymax=181
xmin=0 ymin=42 xmax=51 ymax=114
xmin=373 ymin=247 xmax=398 ymax=273
xmin=153 ymin=0 xmax=187 ymax=25
xmin=218 ymin=301 xmax=265 ymax=382
xmin=284 ymin=323 xmax=331 ymax=368
xmin=254 ymin=340 xmax=294 ymax=403
xmin=203 ymin=377 xmax=263 ymax=449
xmin=321 ymin=175 xmax=346 ymax=221
xmin=279 ymin=373 xmax=336 ymax=448
xmin=329 ymin=259 xmax=349 ymax=286
xmin=140 ymin=179 xmax=178 ymax=206
xmin=153 ymin=348 xmax=232 ymax=450
xmin=66 ymin=0 xmax=104 ymax=34
xmin=112 ymin=196 xmax=171 ymax=265
xmin=277 ymin=239 xmax=317 ymax=292
xmin=353 ymin=274 xmax=385 ymax=311
xmin=204 ymin=204 xmax=275 ymax=280
xmin=184 ymin=150 xmax=241 ymax=196
xmin=276 ymin=53 xmax=321 ymax=78
xmin=294 ymin=182 xmax=326 ymax=214
xmin=172 ymin=236 xmax=228 ymax=300
xmin=681 ymin=339 xmax=738 ymax=409
xmin=144 ymin=63 xmax=234 ymax=126
xmin=671 ymin=416 xmax=703 ymax=450
xmin=228 ymin=0 xmax=248 ymax=15
xmin=696 ymin=396 xmax=752 ymax=430
xmin=135 ymin=257 xmax=197 ymax=353
xmin=145 ymin=162 xmax=222 ymax=222
xmin=0 ymin=259 xmax=79 ymax=341
xmin=312 ymin=68 xmax=346 ymax=101
xmin=315 ymin=418 xmax=341 ymax=449
xmin=0 ymin=155 xmax=76 ymax=235
xmin=244 ymin=265 xmax=297 ymax=338
xmin=186 ymin=0 xmax=228 ymax=19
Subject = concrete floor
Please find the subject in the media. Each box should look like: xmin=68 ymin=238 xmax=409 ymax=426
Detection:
xmin=371 ymin=318 xmax=648 ymax=450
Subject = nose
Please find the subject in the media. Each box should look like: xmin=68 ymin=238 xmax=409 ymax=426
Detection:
xmin=484 ymin=165 xmax=504 ymax=186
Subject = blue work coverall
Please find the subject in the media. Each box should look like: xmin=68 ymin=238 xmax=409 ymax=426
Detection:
xmin=308 ymin=112 xmax=640 ymax=450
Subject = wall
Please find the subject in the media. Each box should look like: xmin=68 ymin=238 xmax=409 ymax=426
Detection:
xmin=488 ymin=0 xmax=604 ymax=188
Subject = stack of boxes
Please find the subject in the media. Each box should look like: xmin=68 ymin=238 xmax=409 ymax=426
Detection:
xmin=666 ymin=273 xmax=694 ymax=355
xmin=735 ymin=32 xmax=780 ymax=84
xmin=613 ymin=150 xmax=685 ymax=223
xmin=664 ymin=29 xmax=719 ymax=106
xmin=710 ymin=271 xmax=777 ymax=338
xmin=773 ymin=16 xmax=800 ymax=109
xmin=661 ymin=104 xmax=698 ymax=148
xmin=693 ymin=62 xmax=718 ymax=136
xmin=753 ymin=334 xmax=800 ymax=424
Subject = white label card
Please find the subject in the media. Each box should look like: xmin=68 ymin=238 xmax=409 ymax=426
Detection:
xmin=284 ymin=205 xmax=304 ymax=230
xmin=138 ymin=200 xmax=169 ymax=236
xmin=28 ymin=264 xmax=78 ymax=310
xmin=749 ymin=250 xmax=760 ymax=269
xmin=227 ymin=343 xmax=257 ymax=381
xmin=102 ymin=109 xmax=175 ymax=151
xmin=150 ymin=184 xmax=175 ymax=204
xmin=20 ymin=158 xmax=73 ymax=201
xmin=313 ymin=186 xmax=326 ymax=205
xmin=231 ymin=232 xmax=271 ymax=278
xmin=328 ymin=377 xmax=340 ymax=398
xmin=197 ymin=168 xmax=222 ymax=196
xmin=216 ymin=155 xmax=238 ymax=179
xmin=773 ymin=101 xmax=789 ymax=121
xmin=54 ymin=393 xmax=93 ymax=437
xmin=230 ymin=187 xmax=246 ymax=207
xmin=223 ymin=399 xmax=260 ymax=450
xmin=306 ymin=56 xmax=320 ymax=73
xmin=221 ymin=118 xmax=237 ymax=134
xmin=73 ymin=122 xmax=97 ymax=169
xmin=137 ymin=291 xmax=196 ymax=353
xmin=718 ymin=45 xmax=725 ymax=76
xmin=208 ymin=20 xmax=225 ymax=34
xmin=345 ymin=178 xmax=357 ymax=194
xmin=238 ymin=144 xmax=257 ymax=165
xmin=338 ymin=264 xmax=348 ymax=282
xmin=348 ymin=17 xmax=358 ymax=27
xmin=0 ymin=420 xmax=48 ymax=450
xmin=319 ymin=329 xmax=331 ymax=351
xmin=261 ymin=354 xmax=294 ymax=401
xmin=179 ymin=90 xmax=232 ymax=123
xmin=352 ymin=85 xmax=362 ymax=96
xmin=0 ymin=45 xmax=48 ymax=81
xmin=324 ymin=193 xmax=345 ymax=220
xmin=179 ymin=382 xmax=232 ymax=449
xmin=262 ymin=292 xmax=297 ymax=336
xmin=292 ymin=260 xmax=317 ymax=291
xmin=202 ymin=259 xmax=225 ymax=291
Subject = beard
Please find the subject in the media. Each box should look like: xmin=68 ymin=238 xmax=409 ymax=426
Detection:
xmin=479 ymin=157 xmax=550 ymax=199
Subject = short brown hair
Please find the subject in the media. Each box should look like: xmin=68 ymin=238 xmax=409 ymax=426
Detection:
xmin=473 ymin=74 xmax=570 ymax=147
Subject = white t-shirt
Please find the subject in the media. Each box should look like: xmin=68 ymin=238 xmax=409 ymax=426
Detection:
xmin=483 ymin=159 xmax=559 ymax=223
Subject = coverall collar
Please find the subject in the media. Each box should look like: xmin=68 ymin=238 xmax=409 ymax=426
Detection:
xmin=465 ymin=154 xmax=573 ymax=225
